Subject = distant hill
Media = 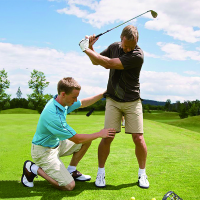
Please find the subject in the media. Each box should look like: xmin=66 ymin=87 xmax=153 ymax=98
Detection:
xmin=142 ymin=99 xmax=165 ymax=106
xmin=102 ymin=98 xmax=165 ymax=106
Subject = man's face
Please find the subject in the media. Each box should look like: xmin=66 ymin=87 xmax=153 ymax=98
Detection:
xmin=63 ymin=89 xmax=80 ymax=106
xmin=121 ymin=36 xmax=137 ymax=53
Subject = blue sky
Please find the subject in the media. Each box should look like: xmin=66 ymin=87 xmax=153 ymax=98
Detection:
xmin=1 ymin=0 xmax=200 ymax=103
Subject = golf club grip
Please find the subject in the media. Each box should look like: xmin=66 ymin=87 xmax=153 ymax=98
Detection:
xmin=95 ymin=33 xmax=103 ymax=38
xmin=86 ymin=108 xmax=95 ymax=117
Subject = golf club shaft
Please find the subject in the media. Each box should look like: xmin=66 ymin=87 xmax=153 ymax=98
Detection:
xmin=95 ymin=10 xmax=152 ymax=38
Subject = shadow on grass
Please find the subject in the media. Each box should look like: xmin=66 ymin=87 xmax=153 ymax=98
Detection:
xmin=0 ymin=180 xmax=137 ymax=199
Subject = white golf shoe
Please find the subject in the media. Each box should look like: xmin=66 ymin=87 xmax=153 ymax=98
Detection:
xmin=95 ymin=173 xmax=106 ymax=188
xmin=70 ymin=170 xmax=91 ymax=181
xmin=21 ymin=160 xmax=37 ymax=187
xmin=138 ymin=174 xmax=149 ymax=189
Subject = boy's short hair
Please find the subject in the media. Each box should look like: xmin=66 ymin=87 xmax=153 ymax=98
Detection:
xmin=120 ymin=25 xmax=139 ymax=41
xmin=57 ymin=77 xmax=81 ymax=94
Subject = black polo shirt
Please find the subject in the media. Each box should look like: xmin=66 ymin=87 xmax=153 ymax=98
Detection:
xmin=101 ymin=42 xmax=144 ymax=102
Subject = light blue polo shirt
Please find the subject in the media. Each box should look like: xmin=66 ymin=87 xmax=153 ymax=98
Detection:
xmin=32 ymin=95 xmax=81 ymax=148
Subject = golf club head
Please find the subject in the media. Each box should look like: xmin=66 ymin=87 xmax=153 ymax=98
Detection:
xmin=150 ymin=10 xmax=158 ymax=18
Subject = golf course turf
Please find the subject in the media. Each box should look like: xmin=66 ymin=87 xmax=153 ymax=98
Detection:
xmin=0 ymin=110 xmax=199 ymax=199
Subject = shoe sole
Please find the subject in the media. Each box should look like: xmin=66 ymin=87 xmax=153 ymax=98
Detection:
xmin=21 ymin=160 xmax=32 ymax=187
xmin=74 ymin=177 xmax=91 ymax=181
xmin=94 ymin=183 xmax=106 ymax=188
xmin=138 ymin=181 xmax=149 ymax=189
xmin=138 ymin=185 xmax=149 ymax=189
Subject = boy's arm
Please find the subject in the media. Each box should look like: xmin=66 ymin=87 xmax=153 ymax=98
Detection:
xmin=68 ymin=128 xmax=116 ymax=144
xmin=80 ymin=92 xmax=105 ymax=108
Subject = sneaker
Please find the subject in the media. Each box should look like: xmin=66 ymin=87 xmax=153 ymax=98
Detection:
xmin=71 ymin=170 xmax=91 ymax=181
xmin=21 ymin=160 xmax=37 ymax=187
xmin=95 ymin=173 xmax=106 ymax=188
xmin=138 ymin=174 xmax=149 ymax=189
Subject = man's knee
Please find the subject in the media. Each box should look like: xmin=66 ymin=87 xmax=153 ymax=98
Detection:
xmin=132 ymin=133 xmax=144 ymax=144
xmin=101 ymin=137 xmax=114 ymax=145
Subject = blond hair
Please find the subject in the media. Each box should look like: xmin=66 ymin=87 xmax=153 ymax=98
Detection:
xmin=120 ymin=25 xmax=139 ymax=41
xmin=57 ymin=77 xmax=81 ymax=94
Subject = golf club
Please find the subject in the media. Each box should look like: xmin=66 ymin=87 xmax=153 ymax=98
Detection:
xmin=95 ymin=10 xmax=157 ymax=38
xmin=86 ymin=108 xmax=95 ymax=117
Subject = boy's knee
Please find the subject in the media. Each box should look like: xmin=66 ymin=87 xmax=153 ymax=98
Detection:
xmin=60 ymin=181 xmax=75 ymax=191
xmin=83 ymin=141 xmax=92 ymax=148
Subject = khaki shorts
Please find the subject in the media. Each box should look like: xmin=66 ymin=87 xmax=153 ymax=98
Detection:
xmin=31 ymin=140 xmax=82 ymax=186
xmin=104 ymin=97 xmax=143 ymax=134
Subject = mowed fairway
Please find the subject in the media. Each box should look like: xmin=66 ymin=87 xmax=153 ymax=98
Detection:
xmin=0 ymin=112 xmax=200 ymax=200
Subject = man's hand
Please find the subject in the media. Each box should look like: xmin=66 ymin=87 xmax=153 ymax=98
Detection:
xmin=99 ymin=128 xmax=116 ymax=138
xmin=79 ymin=36 xmax=89 ymax=52
xmin=89 ymin=34 xmax=98 ymax=49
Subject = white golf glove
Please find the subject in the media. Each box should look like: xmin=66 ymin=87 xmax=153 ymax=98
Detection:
xmin=79 ymin=37 xmax=89 ymax=52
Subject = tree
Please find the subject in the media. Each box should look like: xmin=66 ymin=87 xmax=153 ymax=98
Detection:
xmin=27 ymin=70 xmax=50 ymax=113
xmin=0 ymin=69 xmax=11 ymax=99
xmin=28 ymin=70 xmax=49 ymax=96
xmin=164 ymin=99 xmax=171 ymax=111
xmin=4 ymin=101 xmax=10 ymax=109
xmin=16 ymin=87 xmax=22 ymax=99
xmin=0 ymin=69 xmax=11 ymax=110
xmin=179 ymin=104 xmax=188 ymax=119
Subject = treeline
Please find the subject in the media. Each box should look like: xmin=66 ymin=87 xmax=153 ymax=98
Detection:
xmin=1 ymin=69 xmax=199 ymax=118
xmin=143 ymin=99 xmax=200 ymax=119
xmin=0 ymin=96 xmax=53 ymax=113
xmin=164 ymin=99 xmax=200 ymax=119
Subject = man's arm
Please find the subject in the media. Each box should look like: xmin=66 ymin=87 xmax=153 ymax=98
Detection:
xmin=85 ymin=48 xmax=124 ymax=70
xmin=80 ymin=92 xmax=105 ymax=108
xmin=68 ymin=128 xmax=116 ymax=144
xmin=79 ymin=35 xmax=124 ymax=70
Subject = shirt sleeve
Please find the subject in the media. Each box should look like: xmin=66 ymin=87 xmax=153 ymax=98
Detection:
xmin=67 ymin=100 xmax=81 ymax=114
xmin=119 ymin=49 xmax=144 ymax=70
xmin=100 ymin=45 xmax=111 ymax=57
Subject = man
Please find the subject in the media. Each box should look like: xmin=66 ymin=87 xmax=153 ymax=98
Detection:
xmin=79 ymin=25 xmax=149 ymax=189
xmin=21 ymin=77 xmax=116 ymax=191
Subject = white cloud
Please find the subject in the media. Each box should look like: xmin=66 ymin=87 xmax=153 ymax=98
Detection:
xmin=57 ymin=4 xmax=89 ymax=18
xmin=184 ymin=71 xmax=200 ymax=76
xmin=0 ymin=42 xmax=108 ymax=99
xmin=157 ymin=42 xmax=200 ymax=61
xmin=143 ymin=51 xmax=160 ymax=58
xmin=140 ymin=71 xmax=200 ymax=102
xmin=1 ymin=42 xmax=200 ymax=103
xmin=56 ymin=0 xmax=200 ymax=43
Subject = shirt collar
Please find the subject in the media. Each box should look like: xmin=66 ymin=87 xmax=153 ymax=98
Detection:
xmin=53 ymin=94 xmax=67 ymax=112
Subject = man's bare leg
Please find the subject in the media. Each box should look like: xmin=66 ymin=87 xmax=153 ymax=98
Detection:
xmin=95 ymin=137 xmax=114 ymax=187
xmin=132 ymin=133 xmax=147 ymax=169
xmin=98 ymin=137 xmax=114 ymax=168
xmin=132 ymin=133 xmax=149 ymax=188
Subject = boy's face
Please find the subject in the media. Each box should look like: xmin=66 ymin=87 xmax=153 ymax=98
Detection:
xmin=62 ymin=89 xmax=80 ymax=106
xmin=121 ymin=36 xmax=137 ymax=53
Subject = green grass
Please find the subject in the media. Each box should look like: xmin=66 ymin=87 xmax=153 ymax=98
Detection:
xmin=0 ymin=112 xmax=200 ymax=200
xmin=143 ymin=111 xmax=180 ymax=123
xmin=0 ymin=108 xmax=38 ymax=114
xmin=144 ymin=111 xmax=200 ymax=133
